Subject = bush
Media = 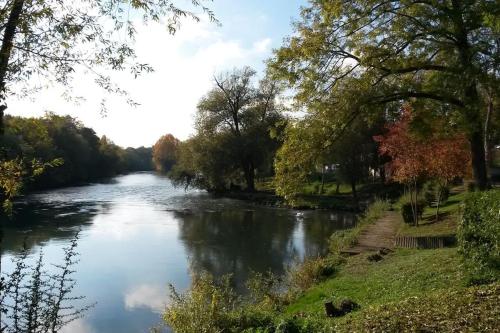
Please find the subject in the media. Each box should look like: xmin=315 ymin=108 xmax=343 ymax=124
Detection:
xmin=287 ymin=256 xmax=343 ymax=293
xmin=401 ymin=200 xmax=426 ymax=224
xmin=458 ymin=190 xmax=500 ymax=284
xmin=163 ymin=273 xmax=240 ymax=333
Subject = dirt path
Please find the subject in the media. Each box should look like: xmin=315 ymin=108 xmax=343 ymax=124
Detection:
xmin=343 ymin=211 xmax=399 ymax=255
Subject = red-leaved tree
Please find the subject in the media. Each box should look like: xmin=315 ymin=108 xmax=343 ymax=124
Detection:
xmin=375 ymin=106 xmax=470 ymax=225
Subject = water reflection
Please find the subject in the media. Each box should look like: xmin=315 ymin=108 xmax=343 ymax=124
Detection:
xmin=1 ymin=173 xmax=356 ymax=333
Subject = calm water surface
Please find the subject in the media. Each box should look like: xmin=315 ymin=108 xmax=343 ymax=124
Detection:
xmin=1 ymin=172 xmax=356 ymax=333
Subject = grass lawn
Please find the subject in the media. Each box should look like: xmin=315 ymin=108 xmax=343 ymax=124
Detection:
xmin=396 ymin=189 xmax=467 ymax=237
xmin=286 ymin=248 xmax=465 ymax=315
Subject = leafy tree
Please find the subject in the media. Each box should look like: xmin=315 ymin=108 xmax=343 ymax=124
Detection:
xmin=172 ymin=67 xmax=285 ymax=192
xmin=0 ymin=113 xmax=153 ymax=211
xmin=375 ymin=106 xmax=471 ymax=224
xmin=0 ymin=0 xmax=217 ymax=134
xmin=152 ymin=134 xmax=180 ymax=173
xmin=274 ymin=99 xmax=383 ymax=204
xmin=270 ymin=0 xmax=499 ymax=190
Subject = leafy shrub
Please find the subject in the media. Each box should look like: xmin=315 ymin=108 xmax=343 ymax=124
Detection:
xmin=458 ymin=190 xmax=500 ymax=284
xmin=400 ymin=200 xmax=426 ymax=224
xmin=246 ymin=271 xmax=283 ymax=309
xmin=287 ymin=256 xmax=343 ymax=293
xmin=163 ymin=273 xmax=240 ymax=333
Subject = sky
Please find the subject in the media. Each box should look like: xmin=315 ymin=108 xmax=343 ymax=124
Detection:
xmin=7 ymin=0 xmax=306 ymax=148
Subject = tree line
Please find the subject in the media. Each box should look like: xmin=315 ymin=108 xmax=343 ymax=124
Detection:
xmin=153 ymin=0 xmax=499 ymax=200
xmin=1 ymin=113 xmax=153 ymax=191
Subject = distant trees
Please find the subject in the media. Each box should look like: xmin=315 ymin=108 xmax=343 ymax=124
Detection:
xmin=152 ymin=134 xmax=180 ymax=173
xmin=270 ymin=0 xmax=499 ymax=190
xmin=169 ymin=67 xmax=286 ymax=192
xmin=0 ymin=113 xmax=153 ymax=194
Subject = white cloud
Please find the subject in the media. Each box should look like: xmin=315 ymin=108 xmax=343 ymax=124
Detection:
xmin=7 ymin=19 xmax=273 ymax=148
xmin=60 ymin=318 xmax=95 ymax=333
xmin=124 ymin=284 xmax=167 ymax=312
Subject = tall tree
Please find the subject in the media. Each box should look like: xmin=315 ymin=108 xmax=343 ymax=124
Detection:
xmin=152 ymin=134 xmax=180 ymax=172
xmin=171 ymin=67 xmax=285 ymax=192
xmin=0 ymin=0 xmax=217 ymax=134
xmin=271 ymin=0 xmax=499 ymax=190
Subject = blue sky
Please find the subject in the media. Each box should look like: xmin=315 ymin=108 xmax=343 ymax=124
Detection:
xmin=8 ymin=0 xmax=307 ymax=148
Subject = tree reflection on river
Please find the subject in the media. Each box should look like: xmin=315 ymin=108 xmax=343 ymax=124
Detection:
xmin=1 ymin=173 xmax=356 ymax=333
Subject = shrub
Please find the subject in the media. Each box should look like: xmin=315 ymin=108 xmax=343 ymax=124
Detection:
xmin=287 ymin=256 xmax=343 ymax=293
xmin=163 ymin=272 xmax=240 ymax=333
xmin=400 ymin=200 xmax=426 ymax=224
xmin=458 ymin=190 xmax=500 ymax=284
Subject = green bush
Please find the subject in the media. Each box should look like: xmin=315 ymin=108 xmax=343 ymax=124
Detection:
xmin=287 ymin=256 xmax=344 ymax=293
xmin=458 ymin=190 xmax=500 ymax=284
xmin=401 ymin=200 xmax=426 ymax=224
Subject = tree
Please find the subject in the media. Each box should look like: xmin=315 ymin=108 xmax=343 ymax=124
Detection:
xmin=0 ymin=0 xmax=217 ymax=135
xmin=375 ymin=106 xmax=471 ymax=224
xmin=270 ymin=0 xmax=499 ymax=190
xmin=152 ymin=134 xmax=180 ymax=172
xmin=274 ymin=104 xmax=382 ymax=204
xmin=173 ymin=67 xmax=285 ymax=192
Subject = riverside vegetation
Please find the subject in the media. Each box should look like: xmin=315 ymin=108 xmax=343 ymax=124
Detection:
xmin=161 ymin=189 xmax=500 ymax=333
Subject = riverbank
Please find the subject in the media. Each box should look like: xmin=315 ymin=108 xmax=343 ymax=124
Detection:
xmin=162 ymin=187 xmax=500 ymax=332
xmin=213 ymin=181 xmax=403 ymax=212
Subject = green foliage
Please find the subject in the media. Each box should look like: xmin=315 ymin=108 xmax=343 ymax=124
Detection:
xmin=274 ymin=114 xmax=383 ymax=204
xmin=400 ymin=200 xmax=426 ymax=225
xmin=458 ymin=190 xmax=500 ymax=284
xmin=270 ymin=0 xmax=497 ymax=189
xmin=170 ymin=68 xmax=286 ymax=192
xmin=0 ymin=114 xmax=153 ymax=212
xmin=163 ymin=272 xmax=240 ymax=333
xmin=423 ymin=181 xmax=449 ymax=207
xmin=0 ymin=157 xmax=62 ymax=214
xmin=287 ymin=256 xmax=343 ymax=294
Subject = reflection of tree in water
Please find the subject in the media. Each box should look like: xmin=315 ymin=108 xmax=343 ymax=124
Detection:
xmin=0 ymin=202 xmax=107 ymax=254
xmin=300 ymin=211 xmax=357 ymax=258
xmin=176 ymin=209 xmax=299 ymax=291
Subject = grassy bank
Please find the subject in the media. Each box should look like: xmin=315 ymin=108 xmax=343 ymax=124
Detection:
xmin=163 ymin=187 xmax=500 ymax=332
xmin=395 ymin=188 xmax=466 ymax=237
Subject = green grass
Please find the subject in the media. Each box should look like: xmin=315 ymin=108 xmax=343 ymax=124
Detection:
xmin=396 ymin=189 xmax=467 ymax=237
xmin=333 ymin=282 xmax=500 ymax=332
xmin=286 ymin=248 xmax=465 ymax=315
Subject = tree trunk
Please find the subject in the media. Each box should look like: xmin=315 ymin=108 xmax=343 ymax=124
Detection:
xmin=484 ymin=95 xmax=493 ymax=168
xmin=350 ymin=177 xmax=357 ymax=201
xmin=469 ymin=130 xmax=489 ymax=190
xmin=320 ymin=166 xmax=325 ymax=195
xmin=0 ymin=0 xmax=26 ymax=136
xmin=243 ymin=160 xmax=255 ymax=192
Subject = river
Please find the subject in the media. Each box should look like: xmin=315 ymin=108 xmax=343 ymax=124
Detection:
xmin=0 ymin=172 xmax=356 ymax=333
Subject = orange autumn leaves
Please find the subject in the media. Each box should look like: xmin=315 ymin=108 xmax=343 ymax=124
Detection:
xmin=374 ymin=107 xmax=471 ymax=185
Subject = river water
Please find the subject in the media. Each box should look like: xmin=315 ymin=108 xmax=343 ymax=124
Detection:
xmin=0 ymin=172 xmax=356 ymax=333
